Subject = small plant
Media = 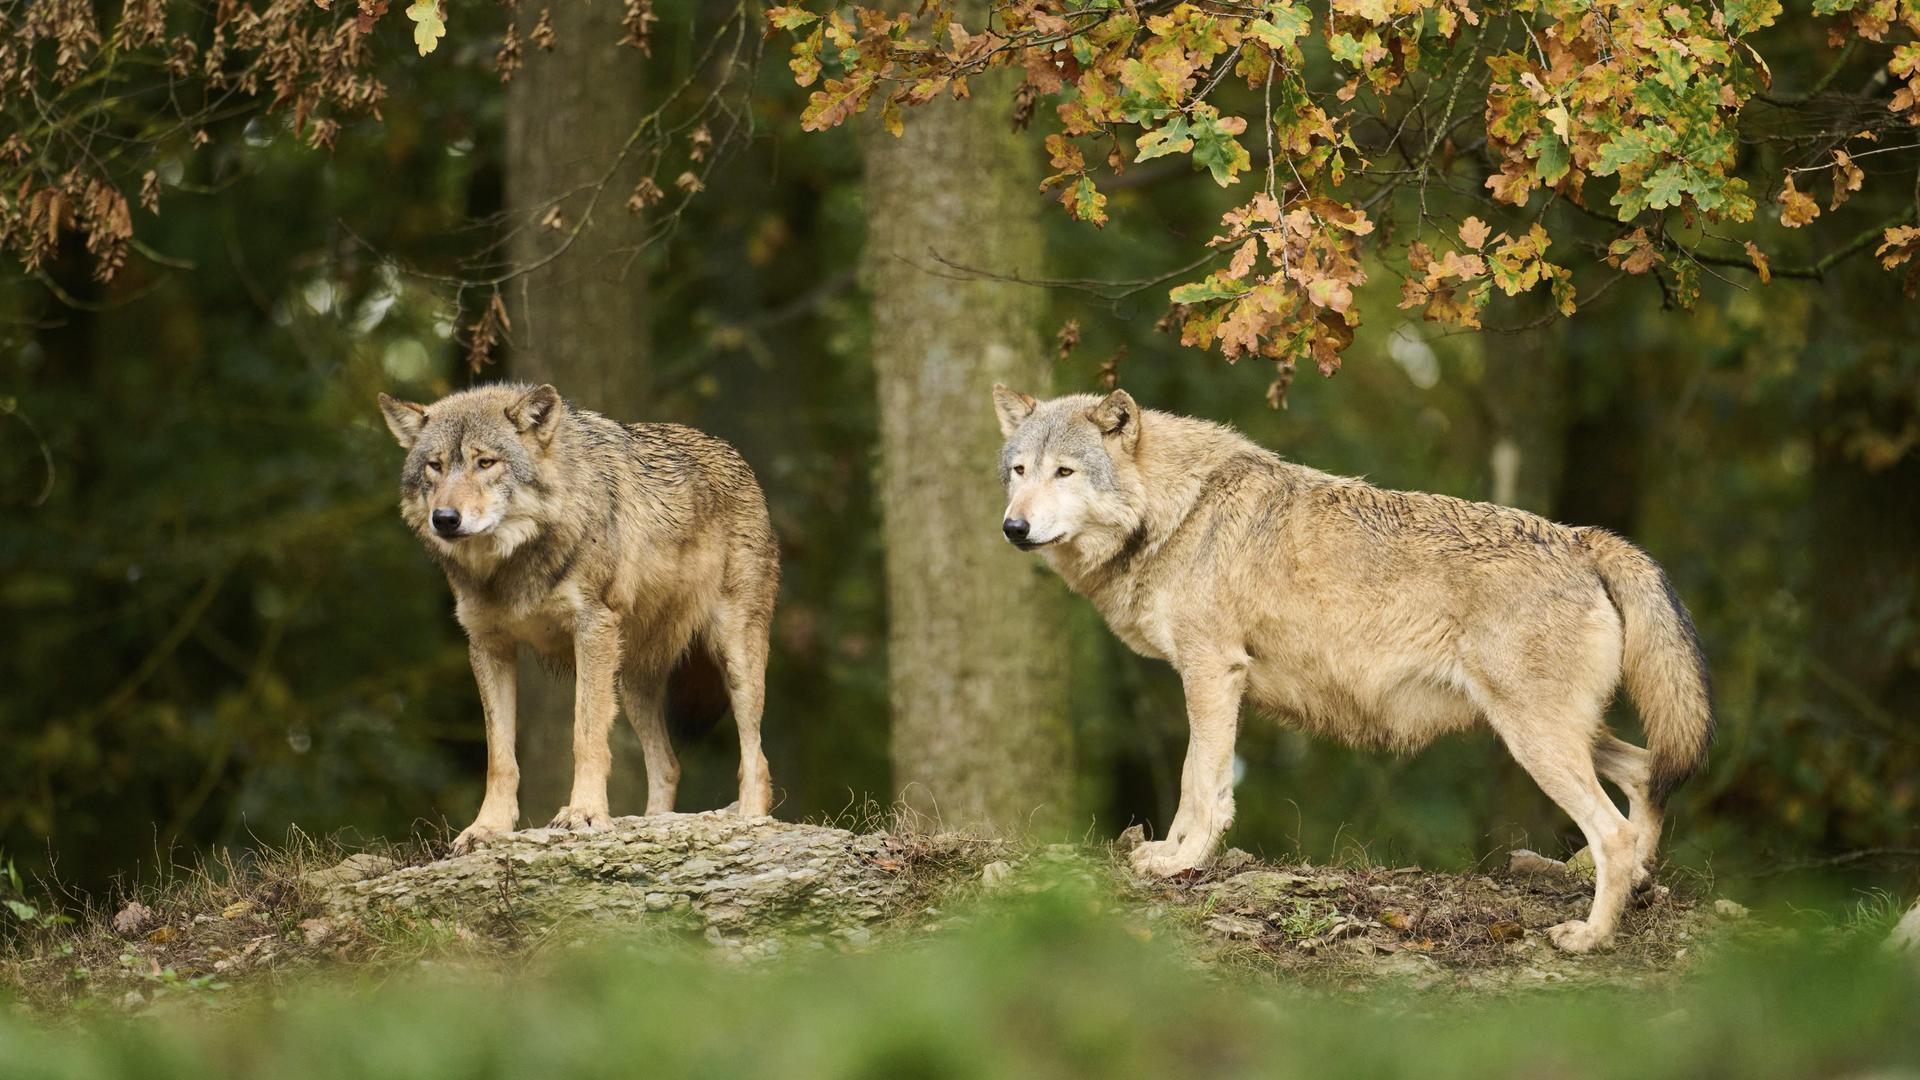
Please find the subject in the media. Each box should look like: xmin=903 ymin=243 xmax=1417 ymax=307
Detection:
xmin=1 ymin=852 xmax=72 ymax=935
xmin=1840 ymin=889 xmax=1909 ymax=938
xmin=1276 ymin=899 xmax=1338 ymax=941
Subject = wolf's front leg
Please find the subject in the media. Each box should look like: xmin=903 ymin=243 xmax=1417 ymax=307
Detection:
xmin=454 ymin=636 xmax=521 ymax=854
xmin=551 ymin=605 xmax=622 ymax=832
xmin=1131 ymin=656 xmax=1246 ymax=877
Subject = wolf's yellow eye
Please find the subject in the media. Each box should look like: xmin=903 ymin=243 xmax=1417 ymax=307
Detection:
xmin=426 ymin=460 xmax=444 ymax=474
xmin=1056 ymin=467 xmax=1075 ymax=479
xmin=1012 ymin=465 xmax=1025 ymax=476
xmin=476 ymin=457 xmax=498 ymax=470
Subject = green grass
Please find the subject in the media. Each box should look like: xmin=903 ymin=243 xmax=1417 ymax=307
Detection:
xmin=2 ymin=880 xmax=1916 ymax=1080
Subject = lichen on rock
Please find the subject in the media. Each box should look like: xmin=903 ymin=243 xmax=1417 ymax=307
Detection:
xmin=322 ymin=812 xmax=968 ymax=945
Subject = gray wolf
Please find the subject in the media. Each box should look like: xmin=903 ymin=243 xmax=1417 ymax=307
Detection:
xmin=378 ymin=383 xmax=780 ymax=852
xmin=991 ymin=385 xmax=1713 ymax=952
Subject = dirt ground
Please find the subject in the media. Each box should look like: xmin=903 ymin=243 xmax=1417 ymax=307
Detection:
xmin=1 ymin=813 xmax=1760 ymax=1015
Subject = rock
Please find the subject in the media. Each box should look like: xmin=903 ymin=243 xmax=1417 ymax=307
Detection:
xmin=1565 ymin=847 xmax=1596 ymax=880
xmin=298 ymin=917 xmax=334 ymax=945
xmin=1507 ymin=849 xmax=1571 ymax=879
xmin=1714 ymin=899 xmax=1749 ymax=921
xmin=299 ymin=853 xmax=400 ymax=890
xmin=320 ymin=812 xmax=975 ymax=946
xmin=980 ymin=861 xmax=1015 ymax=889
xmin=111 ymin=900 xmax=156 ymax=937
xmin=1115 ymin=825 xmax=1146 ymax=855
xmin=1215 ymin=848 xmax=1256 ymax=872
xmin=1205 ymin=914 xmax=1268 ymax=940
xmin=1376 ymin=950 xmax=1440 ymax=979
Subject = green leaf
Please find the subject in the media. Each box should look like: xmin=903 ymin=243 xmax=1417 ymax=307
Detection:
xmin=1135 ymin=117 xmax=1195 ymax=162
xmin=1530 ymin=134 xmax=1570 ymax=186
xmin=1189 ymin=108 xmax=1251 ymax=186
xmin=1066 ymin=175 xmax=1109 ymax=225
xmin=766 ymin=6 xmax=821 ymax=31
xmin=1328 ymin=32 xmax=1366 ymax=66
xmin=1643 ymin=164 xmax=1688 ymax=210
xmin=1592 ymin=130 xmax=1652 ymax=177
xmin=1169 ymin=274 xmax=1252 ymax=304
xmin=1247 ymin=2 xmax=1310 ymax=50
xmin=1724 ymin=0 xmax=1782 ymax=34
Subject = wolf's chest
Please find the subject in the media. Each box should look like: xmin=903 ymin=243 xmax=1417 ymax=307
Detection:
xmin=457 ymin=584 xmax=583 ymax=659
xmin=1084 ymin=590 xmax=1175 ymax=661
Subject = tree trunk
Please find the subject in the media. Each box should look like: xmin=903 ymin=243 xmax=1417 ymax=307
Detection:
xmin=864 ymin=61 xmax=1072 ymax=833
xmin=503 ymin=0 xmax=652 ymax=821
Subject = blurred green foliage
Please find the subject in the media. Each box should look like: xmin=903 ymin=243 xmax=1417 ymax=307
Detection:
xmin=1 ymin=884 xmax=1917 ymax=1078
xmin=1 ymin=4 xmax=1916 ymax=902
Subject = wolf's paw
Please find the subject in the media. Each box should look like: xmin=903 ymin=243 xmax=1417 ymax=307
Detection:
xmin=1129 ymin=839 xmax=1204 ymax=878
xmin=549 ymin=805 xmax=611 ymax=832
xmin=1547 ymin=919 xmax=1615 ymax=953
xmin=451 ymin=822 xmax=509 ymax=855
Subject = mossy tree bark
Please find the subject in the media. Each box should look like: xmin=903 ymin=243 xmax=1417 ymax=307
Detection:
xmin=863 ymin=59 xmax=1073 ymax=833
xmin=502 ymin=1 xmax=653 ymax=820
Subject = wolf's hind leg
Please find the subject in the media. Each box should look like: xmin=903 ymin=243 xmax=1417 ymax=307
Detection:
xmin=1488 ymin=702 xmax=1638 ymax=953
xmin=620 ymin=669 xmax=679 ymax=815
xmin=1592 ymin=734 xmax=1660 ymax=890
xmin=1132 ymin=655 xmax=1246 ymax=877
xmin=713 ymin=601 xmax=774 ymax=818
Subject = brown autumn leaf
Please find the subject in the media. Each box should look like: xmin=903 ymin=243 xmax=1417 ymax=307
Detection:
xmin=1829 ymin=150 xmax=1864 ymax=211
xmin=1458 ymin=216 xmax=1491 ymax=250
xmin=530 ymin=7 xmax=556 ymax=50
xmin=1226 ymin=238 xmax=1260 ymax=280
xmin=1778 ymin=176 xmax=1820 ymax=228
xmin=1877 ymin=224 xmax=1920 ymax=269
xmin=1607 ymin=228 xmax=1660 ymax=275
xmin=626 ymin=176 xmax=664 ymax=214
xmin=1055 ymin=319 xmax=1081 ymax=363
xmin=1744 ymin=241 xmax=1771 ymax=284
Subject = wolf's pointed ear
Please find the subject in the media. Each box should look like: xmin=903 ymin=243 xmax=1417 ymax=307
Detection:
xmin=1087 ymin=389 xmax=1140 ymax=455
xmin=991 ymin=384 xmax=1037 ymax=437
xmin=377 ymin=393 xmax=427 ymax=449
xmin=506 ymin=384 xmax=565 ymax=445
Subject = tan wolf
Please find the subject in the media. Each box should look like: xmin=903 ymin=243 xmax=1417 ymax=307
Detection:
xmin=991 ymin=385 xmax=1713 ymax=952
xmin=378 ymin=383 xmax=780 ymax=852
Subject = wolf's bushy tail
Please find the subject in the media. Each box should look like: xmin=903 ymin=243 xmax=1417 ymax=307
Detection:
xmin=1584 ymin=529 xmax=1715 ymax=804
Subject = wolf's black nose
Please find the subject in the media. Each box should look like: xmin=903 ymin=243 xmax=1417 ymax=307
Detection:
xmin=431 ymin=508 xmax=462 ymax=537
xmin=1002 ymin=518 xmax=1030 ymax=543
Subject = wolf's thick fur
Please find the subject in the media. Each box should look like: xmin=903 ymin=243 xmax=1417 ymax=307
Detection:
xmin=379 ymin=383 xmax=780 ymax=852
xmin=992 ymin=386 xmax=1713 ymax=952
